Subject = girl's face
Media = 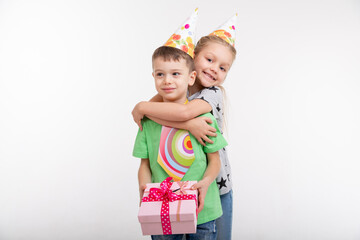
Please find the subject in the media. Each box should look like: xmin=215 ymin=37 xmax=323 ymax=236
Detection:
xmin=194 ymin=42 xmax=234 ymax=88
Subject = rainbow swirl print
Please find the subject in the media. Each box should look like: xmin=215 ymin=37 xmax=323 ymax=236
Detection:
xmin=157 ymin=126 xmax=195 ymax=181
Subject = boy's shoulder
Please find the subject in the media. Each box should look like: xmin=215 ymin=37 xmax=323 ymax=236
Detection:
xmin=195 ymin=112 xmax=228 ymax=153
xmin=197 ymin=112 xmax=219 ymax=127
xmin=198 ymin=112 xmax=215 ymax=118
xmin=199 ymin=112 xmax=217 ymax=119
xmin=140 ymin=117 xmax=161 ymax=130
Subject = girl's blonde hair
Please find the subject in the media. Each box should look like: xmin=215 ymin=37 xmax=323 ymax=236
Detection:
xmin=194 ymin=35 xmax=237 ymax=135
xmin=194 ymin=35 xmax=237 ymax=61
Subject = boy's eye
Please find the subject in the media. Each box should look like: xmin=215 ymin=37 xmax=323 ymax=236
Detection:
xmin=207 ymin=58 xmax=212 ymax=62
xmin=173 ymin=72 xmax=180 ymax=76
xmin=156 ymin=73 xmax=164 ymax=77
xmin=220 ymin=67 xmax=226 ymax=72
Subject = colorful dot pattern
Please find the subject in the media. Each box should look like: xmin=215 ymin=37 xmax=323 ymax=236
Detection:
xmin=163 ymin=8 xmax=198 ymax=58
xmin=209 ymin=13 xmax=237 ymax=47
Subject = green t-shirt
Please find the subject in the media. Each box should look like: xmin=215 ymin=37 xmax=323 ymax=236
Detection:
xmin=133 ymin=113 xmax=227 ymax=225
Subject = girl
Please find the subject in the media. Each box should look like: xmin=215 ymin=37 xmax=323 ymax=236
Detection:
xmin=133 ymin=15 xmax=237 ymax=240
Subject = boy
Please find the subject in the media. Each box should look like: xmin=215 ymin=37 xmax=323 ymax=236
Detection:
xmin=132 ymin=9 xmax=227 ymax=239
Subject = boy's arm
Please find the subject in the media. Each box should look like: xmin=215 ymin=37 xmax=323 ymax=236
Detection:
xmin=148 ymin=116 xmax=217 ymax=146
xmin=191 ymin=151 xmax=221 ymax=213
xmin=138 ymin=158 xmax=152 ymax=205
xmin=132 ymin=99 xmax=212 ymax=129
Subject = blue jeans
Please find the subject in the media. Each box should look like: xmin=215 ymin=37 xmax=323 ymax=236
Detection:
xmin=215 ymin=190 xmax=233 ymax=240
xmin=151 ymin=220 xmax=217 ymax=240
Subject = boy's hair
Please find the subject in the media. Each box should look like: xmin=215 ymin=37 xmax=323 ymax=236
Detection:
xmin=194 ymin=35 xmax=237 ymax=60
xmin=152 ymin=46 xmax=195 ymax=72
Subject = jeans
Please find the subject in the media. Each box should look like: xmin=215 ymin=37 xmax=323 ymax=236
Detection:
xmin=151 ymin=220 xmax=217 ymax=240
xmin=215 ymin=190 xmax=233 ymax=240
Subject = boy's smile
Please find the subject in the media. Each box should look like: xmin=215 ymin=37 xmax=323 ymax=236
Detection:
xmin=153 ymin=58 xmax=196 ymax=103
xmin=162 ymin=87 xmax=176 ymax=93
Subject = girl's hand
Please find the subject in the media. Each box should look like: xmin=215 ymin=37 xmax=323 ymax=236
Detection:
xmin=132 ymin=102 xmax=145 ymax=131
xmin=187 ymin=117 xmax=217 ymax=146
xmin=191 ymin=179 xmax=211 ymax=214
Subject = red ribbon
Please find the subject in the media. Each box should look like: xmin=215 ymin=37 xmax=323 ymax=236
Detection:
xmin=142 ymin=177 xmax=196 ymax=235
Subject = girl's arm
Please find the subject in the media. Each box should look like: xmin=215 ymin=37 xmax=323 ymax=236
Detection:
xmin=149 ymin=115 xmax=217 ymax=146
xmin=132 ymin=94 xmax=162 ymax=129
xmin=191 ymin=151 xmax=221 ymax=213
xmin=149 ymin=93 xmax=163 ymax=102
xmin=132 ymin=99 xmax=212 ymax=129
xmin=138 ymin=158 xmax=151 ymax=205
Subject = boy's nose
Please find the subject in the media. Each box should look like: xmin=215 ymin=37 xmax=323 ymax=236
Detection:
xmin=164 ymin=75 xmax=172 ymax=84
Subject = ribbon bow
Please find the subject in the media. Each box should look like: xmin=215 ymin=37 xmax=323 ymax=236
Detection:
xmin=141 ymin=177 xmax=197 ymax=235
xmin=147 ymin=177 xmax=179 ymax=202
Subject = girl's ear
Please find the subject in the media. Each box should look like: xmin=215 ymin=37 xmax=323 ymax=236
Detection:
xmin=152 ymin=72 xmax=154 ymax=78
xmin=188 ymin=71 xmax=197 ymax=86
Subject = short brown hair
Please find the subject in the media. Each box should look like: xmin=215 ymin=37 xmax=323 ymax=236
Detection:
xmin=152 ymin=46 xmax=195 ymax=72
xmin=194 ymin=35 xmax=237 ymax=61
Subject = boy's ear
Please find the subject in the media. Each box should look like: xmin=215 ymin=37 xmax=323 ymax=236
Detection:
xmin=188 ymin=71 xmax=197 ymax=86
xmin=152 ymin=72 xmax=154 ymax=78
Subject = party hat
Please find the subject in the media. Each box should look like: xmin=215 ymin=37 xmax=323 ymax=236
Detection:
xmin=164 ymin=8 xmax=198 ymax=58
xmin=209 ymin=13 xmax=237 ymax=47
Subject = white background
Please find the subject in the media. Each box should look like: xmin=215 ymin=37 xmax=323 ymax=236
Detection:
xmin=1 ymin=0 xmax=360 ymax=239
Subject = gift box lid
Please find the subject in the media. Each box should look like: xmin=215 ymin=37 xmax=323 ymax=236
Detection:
xmin=138 ymin=181 xmax=197 ymax=223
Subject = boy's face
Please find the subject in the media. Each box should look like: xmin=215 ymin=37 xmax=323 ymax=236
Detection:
xmin=194 ymin=42 xmax=234 ymax=88
xmin=152 ymin=58 xmax=196 ymax=103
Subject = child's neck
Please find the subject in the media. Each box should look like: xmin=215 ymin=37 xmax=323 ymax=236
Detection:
xmin=163 ymin=96 xmax=188 ymax=104
xmin=189 ymin=81 xmax=204 ymax=96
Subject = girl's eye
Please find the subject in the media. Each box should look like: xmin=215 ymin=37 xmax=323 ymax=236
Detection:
xmin=207 ymin=58 xmax=212 ymax=62
xmin=173 ymin=72 xmax=180 ymax=76
xmin=156 ymin=73 xmax=164 ymax=77
xmin=220 ymin=67 xmax=226 ymax=72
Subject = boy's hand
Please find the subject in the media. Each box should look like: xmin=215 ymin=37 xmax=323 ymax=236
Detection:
xmin=132 ymin=102 xmax=145 ymax=131
xmin=187 ymin=117 xmax=216 ymax=146
xmin=191 ymin=179 xmax=211 ymax=214
xmin=138 ymin=158 xmax=151 ymax=206
xmin=139 ymin=184 xmax=147 ymax=206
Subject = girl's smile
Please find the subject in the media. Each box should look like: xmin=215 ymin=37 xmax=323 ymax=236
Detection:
xmin=203 ymin=71 xmax=216 ymax=81
xmin=194 ymin=42 xmax=234 ymax=88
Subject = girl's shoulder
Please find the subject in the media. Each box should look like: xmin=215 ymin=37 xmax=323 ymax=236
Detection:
xmin=190 ymin=86 xmax=223 ymax=102
xmin=200 ymin=86 xmax=223 ymax=96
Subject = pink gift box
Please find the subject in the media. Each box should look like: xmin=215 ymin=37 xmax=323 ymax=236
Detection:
xmin=138 ymin=180 xmax=198 ymax=236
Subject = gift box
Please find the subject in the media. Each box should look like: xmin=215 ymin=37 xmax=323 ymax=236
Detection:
xmin=138 ymin=177 xmax=198 ymax=235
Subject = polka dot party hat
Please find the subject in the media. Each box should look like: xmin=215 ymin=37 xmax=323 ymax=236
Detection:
xmin=209 ymin=13 xmax=237 ymax=47
xmin=164 ymin=8 xmax=198 ymax=58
